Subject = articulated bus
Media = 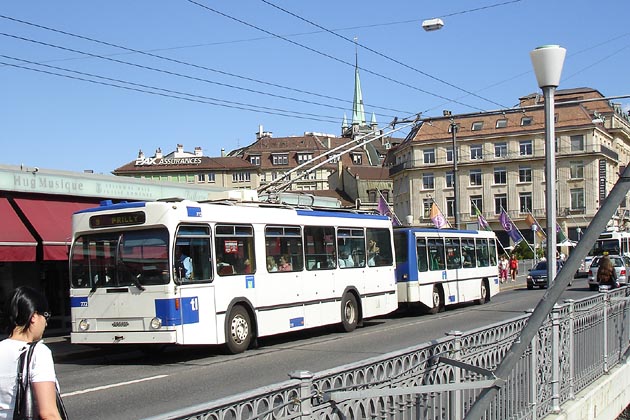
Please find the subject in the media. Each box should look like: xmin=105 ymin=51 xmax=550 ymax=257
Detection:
xmin=69 ymin=199 xmax=397 ymax=353
xmin=393 ymin=228 xmax=500 ymax=313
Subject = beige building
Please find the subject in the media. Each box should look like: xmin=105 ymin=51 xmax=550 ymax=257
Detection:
xmin=113 ymin=144 xmax=260 ymax=191
xmin=388 ymin=87 xmax=630 ymax=245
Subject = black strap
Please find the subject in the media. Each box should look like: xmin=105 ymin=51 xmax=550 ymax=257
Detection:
xmin=13 ymin=341 xmax=39 ymax=420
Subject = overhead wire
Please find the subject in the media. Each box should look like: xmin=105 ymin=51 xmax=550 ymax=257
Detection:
xmin=259 ymin=0 xmax=509 ymax=110
xmin=0 ymin=31 xmax=403 ymax=121
xmin=185 ymin=0 xmax=488 ymax=112
xmin=0 ymin=14 xmax=411 ymax=117
xmin=0 ymin=57 xmax=340 ymax=123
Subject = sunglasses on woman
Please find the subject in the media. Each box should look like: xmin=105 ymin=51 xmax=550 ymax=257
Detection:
xmin=38 ymin=312 xmax=51 ymax=321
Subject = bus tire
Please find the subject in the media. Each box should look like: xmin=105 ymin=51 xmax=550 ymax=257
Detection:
xmin=477 ymin=280 xmax=489 ymax=305
xmin=225 ymin=305 xmax=252 ymax=354
xmin=340 ymin=293 xmax=359 ymax=332
xmin=428 ymin=286 xmax=444 ymax=315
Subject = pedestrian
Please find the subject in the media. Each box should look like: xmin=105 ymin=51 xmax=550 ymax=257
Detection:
xmin=509 ymin=254 xmax=519 ymax=282
xmin=0 ymin=286 xmax=64 ymax=419
xmin=597 ymin=255 xmax=618 ymax=289
xmin=499 ymin=255 xmax=509 ymax=284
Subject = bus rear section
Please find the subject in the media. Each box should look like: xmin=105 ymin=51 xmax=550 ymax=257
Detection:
xmin=394 ymin=227 xmax=499 ymax=313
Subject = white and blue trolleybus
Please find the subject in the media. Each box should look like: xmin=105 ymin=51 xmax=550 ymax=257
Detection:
xmin=393 ymin=227 xmax=500 ymax=313
xmin=69 ymin=199 xmax=398 ymax=353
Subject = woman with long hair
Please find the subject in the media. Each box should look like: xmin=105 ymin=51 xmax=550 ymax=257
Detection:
xmin=0 ymin=286 xmax=62 ymax=419
xmin=597 ymin=255 xmax=618 ymax=289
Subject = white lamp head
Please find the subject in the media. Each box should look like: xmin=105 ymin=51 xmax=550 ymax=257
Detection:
xmin=530 ymin=45 xmax=566 ymax=88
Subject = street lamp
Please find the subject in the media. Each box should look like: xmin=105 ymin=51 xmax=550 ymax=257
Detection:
xmin=444 ymin=110 xmax=459 ymax=229
xmin=532 ymin=224 xmax=538 ymax=264
xmin=530 ymin=45 xmax=566 ymax=288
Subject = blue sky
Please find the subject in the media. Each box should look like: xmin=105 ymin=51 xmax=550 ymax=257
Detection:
xmin=2 ymin=0 xmax=629 ymax=175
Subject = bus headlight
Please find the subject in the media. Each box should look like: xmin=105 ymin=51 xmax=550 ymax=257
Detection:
xmin=79 ymin=319 xmax=90 ymax=331
xmin=150 ymin=317 xmax=162 ymax=330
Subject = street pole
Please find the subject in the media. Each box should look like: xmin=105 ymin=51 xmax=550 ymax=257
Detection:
xmin=532 ymin=224 xmax=537 ymax=264
xmin=451 ymin=118 xmax=459 ymax=230
xmin=543 ymin=83 xmax=557 ymax=288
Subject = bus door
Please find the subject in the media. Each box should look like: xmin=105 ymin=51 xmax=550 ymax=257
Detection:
xmin=173 ymin=226 xmax=216 ymax=345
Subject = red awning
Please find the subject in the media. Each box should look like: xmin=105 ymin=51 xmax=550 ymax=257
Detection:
xmin=14 ymin=198 xmax=98 ymax=261
xmin=0 ymin=198 xmax=37 ymax=261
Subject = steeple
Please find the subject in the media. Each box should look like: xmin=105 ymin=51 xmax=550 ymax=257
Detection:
xmin=351 ymin=39 xmax=366 ymax=127
xmin=342 ymin=113 xmax=349 ymax=130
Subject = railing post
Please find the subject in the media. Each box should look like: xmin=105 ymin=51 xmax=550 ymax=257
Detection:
xmin=564 ymin=299 xmax=575 ymax=400
xmin=447 ymin=330 xmax=463 ymax=420
xmin=551 ymin=304 xmax=561 ymax=413
xmin=604 ymin=291 xmax=610 ymax=373
xmin=289 ymin=370 xmax=313 ymax=420
xmin=528 ymin=308 xmax=537 ymax=420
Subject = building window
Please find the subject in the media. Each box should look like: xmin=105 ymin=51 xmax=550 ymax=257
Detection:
xmin=570 ymin=161 xmax=584 ymax=179
xmin=297 ymin=153 xmax=313 ymax=164
xmin=519 ymin=140 xmax=533 ymax=156
xmin=272 ymin=154 xmax=288 ymax=165
xmin=198 ymin=174 xmax=206 ymax=182
xmin=446 ymin=147 xmax=453 ymax=162
xmin=570 ymin=188 xmax=585 ymax=211
xmin=423 ymin=199 xmax=432 ymax=219
xmin=446 ymin=171 xmax=454 ymax=188
xmin=470 ymin=144 xmax=483 ymax=160
xmin=519 ymin=166 xmax=532 ymax=182
xmin=495 ymin=142 xmax=507 ymax=158
xmin=470 ymin=169 xmax=482 ymax=186
xmin=232 ymin=172 xmax=251 ymax=183
xmin=521 ymin=116 xmax=533 ymax=126
xmin=494 ymin=167 xmax=507 ymax=185
xmin=519 ymin=192 xmax=532 ymax=213
xmin=422 ymin=173 xmax=434 ymax=190
xmin=570 ymin=135 xmax=585 ymax=152
xmin=471 ymin=121 xmax=484 ymax=131
xmin=496 ymin=119 xmax=508 ymax=128
xmin=249 ymin=155 xmax=261 ymax=166
xmin=446 ymin=197 xmax=454 ymax=217
xmin=423 ymin=148 xmax=435 ymax=164
xmin=494 ymin=194 xmax=507 ymax=215
xmin=470 ymin=196 xmax=482 ymax=216
xmin=352 ymin=153 xmax=363 ymax=165
xmin=368 ymin=190 xmax=377 ymax=202
xmin=381 ymin=190 xmax=390 ymax=201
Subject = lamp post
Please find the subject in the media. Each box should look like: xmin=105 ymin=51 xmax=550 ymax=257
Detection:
xmin=530 ymin=45 xmax=566 ymax=288
xmin=444 ymin=110 xmax=459 ymax=229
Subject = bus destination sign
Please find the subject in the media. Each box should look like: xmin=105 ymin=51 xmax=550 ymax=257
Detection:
xmin=90 ymin=211 xmax=146 ymax=228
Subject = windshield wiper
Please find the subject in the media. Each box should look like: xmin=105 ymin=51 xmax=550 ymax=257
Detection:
xmin=132 ymin=274 xmax=146 ymax=291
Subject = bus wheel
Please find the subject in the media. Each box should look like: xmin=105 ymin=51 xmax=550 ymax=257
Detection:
xmin=340 ymin=293 xmax=359 ymax=332
xmin=225 ymin=305 xmax=252 ymax=354
xmin=477 ymin=280 xmax=489 ymax=305
xmin=428 ymin=286 xmax=444 ymax=315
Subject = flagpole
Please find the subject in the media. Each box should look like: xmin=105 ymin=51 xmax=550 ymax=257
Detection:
xmin=377 ymin=189 xmax=402 ymax=226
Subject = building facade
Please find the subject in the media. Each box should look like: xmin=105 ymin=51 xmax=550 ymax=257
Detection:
xmin=113 ymin=144 xmax=261 ymax=191
xmin=388 ymin=88 xmax=630 ymax=246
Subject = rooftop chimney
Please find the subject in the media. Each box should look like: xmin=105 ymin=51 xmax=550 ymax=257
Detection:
xmin=138 ymin=149 xmax=145 ymax=159
xmin=194 ymin=146 xmax=203 ymax=157
xmin=155 ymin=147 xmax=163 ymax=159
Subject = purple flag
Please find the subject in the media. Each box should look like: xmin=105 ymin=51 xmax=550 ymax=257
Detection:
xmin=378 ymin=196 xmax=400 ymax=226
xmin=499 ymin=210 xmax=523 ymax=244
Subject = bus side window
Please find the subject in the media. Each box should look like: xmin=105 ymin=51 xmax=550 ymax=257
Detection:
xmin=416 ymin=238 xmax=428 ymax=272
xmin=366 ymin=228 xmax=393 ymax=267
xmin=265 ymin=225 xmax=303 ymax=273
xmin=175 ymin=225 xmax=213 ymax=283
xmin=215 ymin=224 xmax=255 ymax=276
xmin=428 ymin=238 xmax=445 ymax=271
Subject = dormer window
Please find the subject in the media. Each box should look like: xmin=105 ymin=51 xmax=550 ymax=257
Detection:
xmin=249 ymin=155 xmax=261 ymax=166
xmin=495 ymin=119 xmax=508 ymax=128
xmin=297 ymin=153 xmax=313 ymax=164
xmin=521 ymin=116 xmax=533 ymax=126
xmin=272 ymin=154 xmax=288 ymax=165
xmin=352 ymin=153 xmax=363 ymax=165
xmin=471 ymin=121 xmax=484 ymax=131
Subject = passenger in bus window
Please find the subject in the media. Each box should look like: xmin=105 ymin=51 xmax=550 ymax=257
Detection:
xmin=430 ymin=254 xmax=443 ymax=271
xmin=266 ymin=256 xmax=278 ymax=272
xmin=339 ymin=250 xmax=354 ymax=268
xmin=367 ymin=240 xmax=380 ymax=267
xmin=175 ymin=246 xmax=193 ymax=279
xmin=279 ymin=255 xmax=292 ymax=271
xmin=243 ymin=259 xmax=252 ymax=274
xmin=217 ymin=254 xmax=234 ymax=275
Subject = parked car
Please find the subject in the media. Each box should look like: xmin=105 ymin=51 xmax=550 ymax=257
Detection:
xmin=587 ymin=255 xmax=630 ymax=291
xmin=527 ymin=260 xmax=567 ymax=289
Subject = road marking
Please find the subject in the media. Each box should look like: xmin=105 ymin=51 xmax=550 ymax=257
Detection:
xmin=61 ymin=374 xmax=168 ymax=397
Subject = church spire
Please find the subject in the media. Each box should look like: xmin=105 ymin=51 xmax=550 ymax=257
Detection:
xmin=351 ymin=38 xmax=366 ymax=127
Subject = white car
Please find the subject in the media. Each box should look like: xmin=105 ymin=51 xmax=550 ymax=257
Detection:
xmin=587 ymin=255 xmax=630 ymax=291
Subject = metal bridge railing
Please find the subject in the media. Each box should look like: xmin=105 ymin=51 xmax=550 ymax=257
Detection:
xmin=143 ymin=287 xmax=630 ymax=420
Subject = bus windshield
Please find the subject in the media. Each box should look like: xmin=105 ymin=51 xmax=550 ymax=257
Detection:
xmin=70 ymin=228 xmax=170 ymax=289
xmin=588 ymin=239 xmax=621 ymax=256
